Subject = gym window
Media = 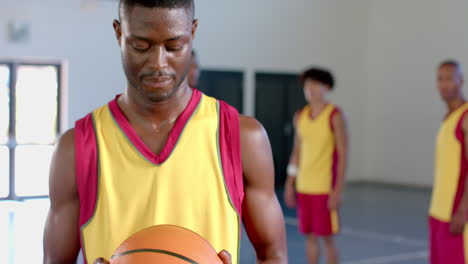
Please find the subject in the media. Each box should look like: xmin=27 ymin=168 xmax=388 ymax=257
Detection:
xmin=0 ymin=60 xmax=66 ymax=200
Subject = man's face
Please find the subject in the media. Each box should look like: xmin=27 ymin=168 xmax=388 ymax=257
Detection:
xmin=437 ymin=65 xmax=464 ymax=101
xmin=303 ymin=79 xmax=328 ymax=104
xmin=114 ymin=6 xmax=198 ymax=103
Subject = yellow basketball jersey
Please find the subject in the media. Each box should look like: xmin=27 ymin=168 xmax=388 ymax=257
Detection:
xmin=296 ymin=104 xmax=340 ymax=195
xmin=430 ymin=103 xmax=468 ymax=222
xmin=74 ymin=90 xmax=243 ymax=264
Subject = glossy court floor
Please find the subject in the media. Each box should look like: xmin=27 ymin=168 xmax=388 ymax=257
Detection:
xmin=0 ymin=183 xmax=430 ymax=264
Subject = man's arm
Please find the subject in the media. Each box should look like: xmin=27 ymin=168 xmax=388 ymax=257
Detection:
xmin=328 ymin=110 xmax=348 ymax=210
xmin=451 ymin=115 xmax=468 ymax=234
xmin=43 ymin=129 xmax=81 ymax=264
xmin=284 ymin=113 xmax=300 ymax=208
xmin=240 ymin=115 xmax=288 ymax=264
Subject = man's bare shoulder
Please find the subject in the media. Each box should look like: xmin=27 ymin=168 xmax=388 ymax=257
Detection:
xmin=239 ymin=115 xmax=265 ymax=137
xmin=49 ymin=128 xmax=77 ymax=202
xmin=58 ymin=129 xmax=75 ymax=149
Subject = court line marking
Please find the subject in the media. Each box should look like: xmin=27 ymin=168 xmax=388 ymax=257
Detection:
xmin=284 ymin=216 xmax=426 ymax=247
xmin=341 ymin=227 xmax=426 ymax=247
xmin=342 ymin=250 xmax=428 ymax=264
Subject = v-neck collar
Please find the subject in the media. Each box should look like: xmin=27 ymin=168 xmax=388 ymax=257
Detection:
xmin=308 ymin=103 xmax=331 ymax=121
xmin=108 ymin=89 xmax=202 ymax=165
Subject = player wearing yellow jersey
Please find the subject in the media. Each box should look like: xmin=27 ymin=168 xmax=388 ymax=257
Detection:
xmin=430 ymin=60 xmax=468 ymax=264
xmin=284 ymin=67 xmax=348 ymax=264
xmin=43 ymin=1 xmax=287 ymax=263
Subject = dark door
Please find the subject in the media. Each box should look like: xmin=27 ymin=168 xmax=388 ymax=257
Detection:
xmin=197 ymin=70 xmax=243 ymax=113
xmin=255 ymin=73 xmax=306 ymax=187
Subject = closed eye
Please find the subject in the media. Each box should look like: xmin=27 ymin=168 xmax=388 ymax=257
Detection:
xmin=131 ymin=42 xmax=150 ymax=52
xmin=166 ymin=45 xmax=184 ymax=52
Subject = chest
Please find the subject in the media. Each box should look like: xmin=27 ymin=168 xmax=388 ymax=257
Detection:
xmin=132 ymin=124 xmax=174 ymax=155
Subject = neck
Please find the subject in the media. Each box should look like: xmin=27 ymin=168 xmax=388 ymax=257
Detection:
xmin=446 ymin=96 xmax=465 ymax=113
xmin=120 ymin=83 xmax=193 ymax=123
xmin=309 ymin=100 xmax=327 ymax=109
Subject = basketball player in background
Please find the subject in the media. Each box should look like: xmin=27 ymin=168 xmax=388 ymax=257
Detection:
xmin=429 ymin=60 xmax=468 ymax=264
xmin=284 ymin=67 xmax=348 ymax=264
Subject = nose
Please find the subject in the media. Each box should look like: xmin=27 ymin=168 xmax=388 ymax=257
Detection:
xmin=148 ymin=46 xmax=169 ymax=71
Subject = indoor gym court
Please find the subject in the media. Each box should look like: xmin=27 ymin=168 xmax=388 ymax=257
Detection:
xmin=1 ymin=183 xmax=430 ymax=263
xmin=2 ymin=0 xmax=468 ymax=263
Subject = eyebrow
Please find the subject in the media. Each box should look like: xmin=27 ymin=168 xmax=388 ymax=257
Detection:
xmin=130 ymin=35 xmax=185 ymax=43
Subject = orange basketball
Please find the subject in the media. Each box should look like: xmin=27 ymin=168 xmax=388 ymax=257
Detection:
xmin=110 ymin=225 xmax=223 ymax=264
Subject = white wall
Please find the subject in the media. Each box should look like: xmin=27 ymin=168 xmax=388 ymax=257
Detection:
xmin=364 ymin=0 xmax=468 ymax=186
xmin=318 ymin=1 xmax=369 ymax=182
xmin=195 ymin=0 xmax=370 ymax=181
xmin=0 ymin=0 xmax=369 ymax=181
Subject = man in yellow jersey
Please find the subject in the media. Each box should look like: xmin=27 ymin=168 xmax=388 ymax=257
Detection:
xmin=284 ymin=67 xmax=348 ymax=264
xmin=429 ymin=60 xmax=468 ymax=264
xmin=43 ymin=1 xmax=287 ymax=263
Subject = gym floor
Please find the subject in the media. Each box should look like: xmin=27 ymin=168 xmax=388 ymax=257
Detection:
xmin=0 ymin=182 xmax=430 ymax=264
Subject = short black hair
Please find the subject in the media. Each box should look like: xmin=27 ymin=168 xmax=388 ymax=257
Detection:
xmin=119 ymin=0 xmax=195 ymax=20
xmin=439 ymin=59 xmax=464 ymax=77
xmin=439 ymin=59 xmax=461 ymax=69
xmin=300 ymin=67 xmax=335 ymax=90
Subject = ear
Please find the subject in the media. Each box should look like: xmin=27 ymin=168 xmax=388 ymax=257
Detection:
xmin=191 ymin=19 xmax=198 ymax=40
xmin=113 ymin=19 xmax=122 ymax=47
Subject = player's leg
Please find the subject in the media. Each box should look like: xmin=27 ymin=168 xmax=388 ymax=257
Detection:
xmin=323 ymin=235 xmax=338 ymax=264
xmin=305 ymin=234 xmax=319 ymax=264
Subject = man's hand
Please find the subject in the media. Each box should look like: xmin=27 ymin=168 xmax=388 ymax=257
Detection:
xmin=94 ymin=257 xmax=109 ymax=264
xmin=284 ymin=185 xmax=296 ymax=209
xmin=328 ymin=191 xmax=342 ymax=210
xmin=450 ymin=210 xmax=466 ymax=234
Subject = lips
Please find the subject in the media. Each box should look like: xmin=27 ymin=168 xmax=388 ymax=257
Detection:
xmin=142 ymin=76 xmax=173 ymax=88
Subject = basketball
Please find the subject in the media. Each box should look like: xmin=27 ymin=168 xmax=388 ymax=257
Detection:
xmin=110 ymin=225 xmax=223 ymax=264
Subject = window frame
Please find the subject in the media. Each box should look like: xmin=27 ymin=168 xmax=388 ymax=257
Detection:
xmin=0 ymin=59 xmax=67 ymax=200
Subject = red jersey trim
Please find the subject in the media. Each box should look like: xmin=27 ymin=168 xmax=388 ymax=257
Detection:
xmin=218 ymin=100 xmax=244 ymax=215
xmin=75 ymin=113 xmax=99 ymax=264
xmin=329 ymin=106 xmax=340 ymax=132
xmin=330 ymin=107 xmax=340 ymax=188
xmin=452 ymin=110 xmax=468 ymax=217
xmin=107 ymin=89 xmax=202 ymax=165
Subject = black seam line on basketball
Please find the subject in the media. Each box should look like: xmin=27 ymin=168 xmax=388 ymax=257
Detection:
xmin=110 ymin=249 xmax=201 ymax=264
